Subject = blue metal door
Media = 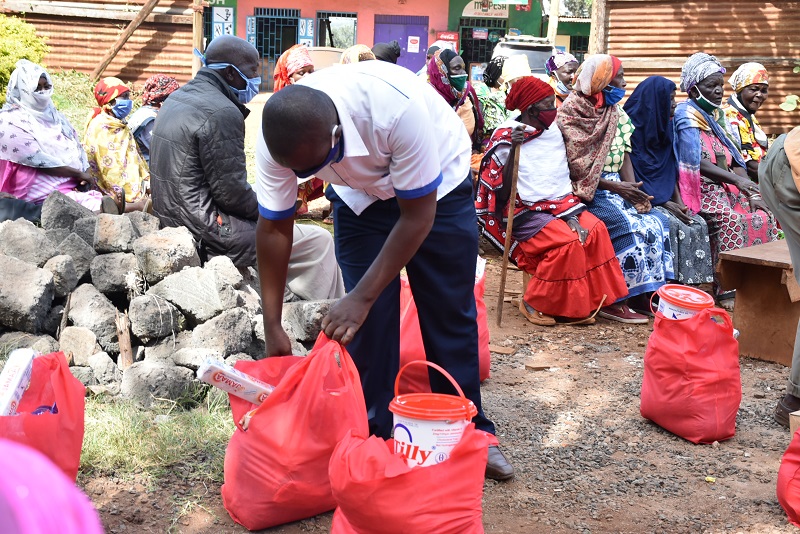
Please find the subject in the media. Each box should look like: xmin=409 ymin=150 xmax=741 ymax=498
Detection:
xmin=373 ymin=15 xmax=429 ymax=73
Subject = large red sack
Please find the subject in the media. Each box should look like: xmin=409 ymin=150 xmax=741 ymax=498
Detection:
xmin=0 ymin=351 xmax=85 ymax=480
xmin=399 ymin=257 xmax=490 ymax=394
xmin=221 ymin=334 xmax=368 ymax=531
xmin=329 ymin=424 xmax=490 ymax=534
xmin=778 ymin=428 xmax=800 ymax=527
xmin=640 ymin=308 xmax=741 ymax=444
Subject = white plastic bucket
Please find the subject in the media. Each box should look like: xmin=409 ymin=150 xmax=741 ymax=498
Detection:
xmin=651 ymin=284 xmax=715 ymax=320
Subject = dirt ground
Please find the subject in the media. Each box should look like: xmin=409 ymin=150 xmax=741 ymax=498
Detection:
xmin=82 ymin=242 xmax=798 ymax=534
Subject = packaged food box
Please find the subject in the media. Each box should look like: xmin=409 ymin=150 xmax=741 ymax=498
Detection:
xmin=197 ymin=359 xmax=274 ymax=405
xmin=0 ymin=348 xmax=36 ymax=416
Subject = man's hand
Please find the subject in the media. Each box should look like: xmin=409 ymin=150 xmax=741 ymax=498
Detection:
xmin=749 ymin=197 xmax=770 ymax=215
xmin=566 ymin=217 xmax=589 ymax=244
xmin=663 ymin=200 xmax=694 ymax=224
xmin=510 ymin=125 xmax=525 ymax=146
xmin=321 ymin=293 xmax=372 ymax=345
xmin=264 ymin=324 xmax=293 ymax=357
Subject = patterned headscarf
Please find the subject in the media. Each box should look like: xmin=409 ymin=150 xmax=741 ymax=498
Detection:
xmin=483 ymin=56 xmax=505 ymax=87
xmin=92 ymin=76 xmax=128 ymax=118
xmin=501 ymin=54 xmax=532 ymax=86
xmin=679 ymin=52 xmax=726 ymax=93
xmin=273 ymin=44 xmax=314 ymax=92
xmin=4 ymin=59 xmax=58 ymax=124
xmin=428 ymin=49 xmax=467 ymax=106
xmin=340 ymin=44 xmax=376 ymax=65
xmin=142 ymin=74 xmax=180 ymax=106
xmin=545 ymin=51 xmax=579 ymax=77
xmin=505 ymin=76 xmax=554 ymax=112
xmin=573 ymin=54 xmax=622 ymax=98
xmin=728 ymin=62 xmax=769 ymax=93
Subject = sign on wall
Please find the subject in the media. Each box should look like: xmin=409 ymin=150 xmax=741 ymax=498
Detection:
xmin=298 ymin=18 xmax=315 ymax=47
xmin=408 ymin=35 xmax=420 ymax=54
xmin=463 ymin=0 xmax=508 ymax=19
xmin=212 ymin=7 xmax=235 ymax=37
xmin=246 ymin=16 xmax=256 ymax=47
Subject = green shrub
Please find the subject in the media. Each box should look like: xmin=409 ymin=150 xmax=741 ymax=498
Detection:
xmin=0 ymin=14 xmax=49 ymax=105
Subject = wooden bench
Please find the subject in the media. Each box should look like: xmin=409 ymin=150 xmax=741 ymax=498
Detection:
xmin=719 ymin=239 xmax=800 ymax=367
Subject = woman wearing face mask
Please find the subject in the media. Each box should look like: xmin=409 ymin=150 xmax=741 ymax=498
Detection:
xmin=545 ymin=50 xmax=580 ymax=107
xmin=625 ymin=76 xmax=714 ymax=287
xmin=674 ymin=52 xmax=777 ymax=308
xmin=84 ymin=77 xmax=150 ymax=212
xmin=428 ymin=49 xmax=484 ymax=152
xmin=0 ymin=60 xmax=113 ymax=217
xmin=558 ymin=54 xmax=674 ymax=323
xmin=476 ymin=76 xmax=628 ymax=325
xmin=723 ymin=62 xmax=770 ymax=182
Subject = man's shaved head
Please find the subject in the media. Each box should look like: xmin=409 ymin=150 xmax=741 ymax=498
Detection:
xmin=205 ymin=35 xmax=259 ymax=70
xmin=262 ymin=85 xmax=338 ymax=166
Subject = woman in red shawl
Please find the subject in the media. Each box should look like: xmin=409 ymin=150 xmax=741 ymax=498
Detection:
xmin=476 ymin=76 xmax=627 ymax=325
xmin=427 ymin=49 xmax=484 ymax=153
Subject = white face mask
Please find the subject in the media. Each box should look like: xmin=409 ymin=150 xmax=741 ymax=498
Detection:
xmin=22 ymin=87 xmax=53 ymax=111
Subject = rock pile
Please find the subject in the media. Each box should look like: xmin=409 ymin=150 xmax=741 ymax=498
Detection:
xmin=0 ymin=192 xmax=333 ymax=407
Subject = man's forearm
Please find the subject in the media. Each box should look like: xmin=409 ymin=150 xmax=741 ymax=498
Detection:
xmin=256 ymin=217 xmax=294 ymax=331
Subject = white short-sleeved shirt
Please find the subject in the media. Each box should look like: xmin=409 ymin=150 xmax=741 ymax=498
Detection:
xmin=491 ymin=117 xmax=573 ymax=204
xmin=256 ymin=60 xmax=472 ymax=218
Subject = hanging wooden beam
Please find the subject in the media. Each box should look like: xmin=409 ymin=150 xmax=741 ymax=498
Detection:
xmin=588 ymin=0 xmax=608 ymax=54
xmin=546 ymin=0 xmax=560 ymax=47
xmin=90 ymin=0 xmax=161 ymax=82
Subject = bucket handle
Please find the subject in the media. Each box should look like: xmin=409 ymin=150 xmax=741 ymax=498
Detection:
xmin=649 ymin=291 xmax=658 ymax=316
xmin=394 ymin=360 xmax=467 ymax=400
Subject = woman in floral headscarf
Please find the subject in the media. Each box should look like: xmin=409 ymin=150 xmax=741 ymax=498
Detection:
xmin=273 ymin=44 xmax=314 ymax=92
xmin=545 ymin=50 xmax=580 ymax=107
xmin=84 ymin=76 xmax=150 ymax=212
xmin=340 ymin=44 xmax=375 ymax=65
xmin=428 ymin=48 xmax=484 ymax=152
xmin=723 ymin=62 xmax=770 ymax=181
xmin=558 ymin=54 xmax=674 ymax=323
xmin=673 ymin=52 xmax=777 ymax=308
xmin=0 ymin=60 xmax=109 ymax=215
xmin=127 ymin=74 xmax=179 ymax=164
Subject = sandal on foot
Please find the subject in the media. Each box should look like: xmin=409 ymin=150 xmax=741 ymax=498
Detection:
xmin=598 ymin=304 xmax=649 ymax=324
xmin=518 ymin=300 xmax=556 ymax=326
xmin=100 ymin=196 xmax=120 ymax=215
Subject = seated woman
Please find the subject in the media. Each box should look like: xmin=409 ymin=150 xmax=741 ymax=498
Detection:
xmin=624 ymin=76 xmax=714 ymax=286
xmin=127 ymin=74 xmax=180 ymax=165
xmin=723 ymin=62 xmax=770 ymax=182
xmin=475 ymin=56 xmax=512 ymax=146
xmin=476 ymin=76 xmax=628 ymax=325
xmin=558 ymin=54 xmax=674 ymax=323
xmin=674 ymin=53 xmax=778 ymax=306
xmin=84 ymin=77 xmax=150 ymax=212
xmin=545 ymin=51 xmax=580 ymax=107
xmin=0 ymin=59 xmax=112 ymax=216
xmin=428 ymin=49 xmax=484 ymax=153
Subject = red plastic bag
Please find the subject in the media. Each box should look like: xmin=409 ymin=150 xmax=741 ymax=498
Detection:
xmin=0 ymin=351 xmax=86 ymax=480
xmin=221 ymin=334 xmax=368 ymax=531
xmin=778 ymin=429 xmax=800 ymax=527
xmin=399 ymin=258 xmax=490 ymax=394
xmin=329 ymin=424 xmax=490 ymax=534
xmin=640 ymin=308 xmax=741 ymax=444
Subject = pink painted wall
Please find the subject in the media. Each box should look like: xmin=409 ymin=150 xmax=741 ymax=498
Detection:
xmin=235 ymin=0 xmax=451 ymax=46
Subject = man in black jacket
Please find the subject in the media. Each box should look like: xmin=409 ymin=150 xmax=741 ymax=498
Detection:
xmin=150 ymin=36 xmax=343 ymax=301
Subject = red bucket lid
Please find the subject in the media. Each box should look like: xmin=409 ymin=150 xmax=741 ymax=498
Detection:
xmin=389 ymin=393 xmax=478 ymax=421
xmin=657 ymin=284 xmax=714 ymax=311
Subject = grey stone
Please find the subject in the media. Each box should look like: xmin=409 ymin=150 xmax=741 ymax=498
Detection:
xmin=89 ymin=252 xmax=139 ymax=295
xmin=70 ymin=365 xmax=98 ymax=386
xmin=251 ymin=314 xmax=306 ymax=358
xmin=238 ymin=286 xmax=262 ymax=316
xmin=56 ymin=233 xmax=96 ymax=280
xmin=146 ymin=267 xmax=224 ymax=324
xmin=173 ymin=347 xmax=222 ymax=370
xmin=42 ymin=305 xmax=64 ymax=337
xmin=128 ymin=295 xmax=183 ymax=342
xmin=88 ymin=351 xmax=122 ymax=384
xmin=73 ymin=217 xmax=97 ymax=246
xmin=67 ymin=284 xmax=118 ymax=353
xmin=218 ymin=285 xmax=242 ymax=311
xmin=0 ymin=332 xmax=59 ymax=356
xmin=240 ymin=266 xmax=260 ymax=293
xmin=0 ymin=255 xmax=54 ymax=333
xmin=125 ymin=211 xmax=161 ymax=237
xmin=59 ymin=326 xmax=101 ymax=366
xmin=43 ymin=255 xmax=78 ymax=298
xmin=281 ymin=300 xmax=336 ymax=343
xmin=94 ymin=214 xmax=137 ymax=253
xmin=205 ymin=256 xmax=243 ymax=289
xmin=224 ymin=353 xmax=255 ymax=366
xmin=120 ymin=361 xmax=194 ymax=408
xmin=40 ymin=191 xmax=94 ymax=232
xmin=143 ymin=330 xmax=192 ymax=363
xmin=191 ymin=308 xmax=252 ymax=356
xmin=46 ymin=228 xmax=71 ymax=247
xmin=0 ymin=218 xmax=57 ymax=267
xmin=133 ymin=227 xmax=200 ymax=285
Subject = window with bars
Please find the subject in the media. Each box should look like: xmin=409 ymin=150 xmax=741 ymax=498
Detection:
xmin=254 ymin=8 xmax=300 ymax=17
xmin=569 ymin=35 xmax=589 ymax=63
xmin=316 ymin=11 xmax=357 ymax=48
xmin=459 ymin=17 xmax=507 ymax=64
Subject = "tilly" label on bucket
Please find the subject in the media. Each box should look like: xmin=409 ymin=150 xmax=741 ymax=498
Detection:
xmin=393 ymin=417 xmax=470 ymax=468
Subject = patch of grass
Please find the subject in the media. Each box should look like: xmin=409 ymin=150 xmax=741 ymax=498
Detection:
xmin=80 ymin=385 xmax=235 ymax=484
xmin=49 ymin=69 xmax=95 ymax=134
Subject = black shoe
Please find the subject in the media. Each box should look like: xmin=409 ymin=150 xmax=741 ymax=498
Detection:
xmin=486 ymin=445 xmax=514 ymax=481
xmin=774 ymin=393 xmax=800 ymax=428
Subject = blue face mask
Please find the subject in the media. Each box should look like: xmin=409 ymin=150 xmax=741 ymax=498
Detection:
xmin=555 ymin=80 xmax=571 ymax=96
xmin=208 ymin=62 xmax=261 ymax=104
xmin=602 ymin=85 xmax=626 ymax=107
xmin=292 ymin=126 xmax=344 ymax=178
xmin=112 ymin=98 xmax=133 ymax=119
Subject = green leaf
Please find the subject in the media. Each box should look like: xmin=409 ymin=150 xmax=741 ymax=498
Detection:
xmin=780 ymin=101 xmax=798 ymax=112
xmin=794 ymin=66 xmax=800 ymax=74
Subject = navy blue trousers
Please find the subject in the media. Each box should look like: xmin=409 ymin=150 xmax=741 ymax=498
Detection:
xmin=327 ymin=178 xmax=496 ymax=439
